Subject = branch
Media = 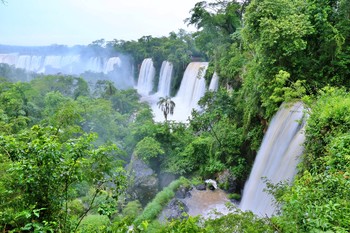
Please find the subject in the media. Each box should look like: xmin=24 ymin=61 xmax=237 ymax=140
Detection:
xmin=73 ymin=182 xmax=104 ymax=233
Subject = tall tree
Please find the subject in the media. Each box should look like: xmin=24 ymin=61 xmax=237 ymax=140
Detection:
xmin=157 ymin=96 xmax=175 ymax=122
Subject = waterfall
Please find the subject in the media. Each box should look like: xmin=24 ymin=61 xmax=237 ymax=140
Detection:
xmin=156 ymin=61 xmax=173 ymax=97
xmin=86 ymin=57 xmax=104 ymax=73
xmin=209 ymin=72 xmax=219 ymax=91
xmin=148 ymin=62 xmax=208 ymax=122
xmin=104 ymin=57 xmax=121 ymax=74
xmin=0 ymin=53 xmax=122 ymax=75
xmin=136 ymin=58 xmax=156 ymax=96
xmin=169 ymin=62 xmax=208 ymax=122
xmin=240 ymin=102 xmax=306 ymax=216
xmin=0 ymin=51 xmax=133 ymax=88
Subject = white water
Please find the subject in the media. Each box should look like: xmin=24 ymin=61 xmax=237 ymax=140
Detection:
xmin=168 ymin=62 xmax=208 ymax=122
xmin=136 ymin=58 xmax=156 ymax=96
xmin=240 ymin=102 xmax=306 ymax=216
xmin=209 ymin=72 xmax=219 ymax=91
xmin=139 ymin=61 xmax=209 ymax=123
xmin=156 ymin=61 xmax=173 ymax=97
xmin=0 ymin=53 xmax=121 ymax=74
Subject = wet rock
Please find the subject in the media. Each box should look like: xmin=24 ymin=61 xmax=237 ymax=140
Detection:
xmin=126 ymin=154 xmax=159 ymax=206
xmin=195 ymin=184 xmax=206 ymax=190
xmin=216 ymin=169 xmax=237 ymax=193
xmin=159 ymin=198 xmax=189 ymax=222
xmin=175 ymin=185 xmax=192 ymax=199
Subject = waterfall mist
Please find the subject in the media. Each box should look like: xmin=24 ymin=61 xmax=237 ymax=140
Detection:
xmin=0 ymin=45 xmax=135 ymax=89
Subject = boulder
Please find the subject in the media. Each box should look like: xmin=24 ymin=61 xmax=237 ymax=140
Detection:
xmin=195 ymin=183 xmax=206 ymax=191
xmin=175 ymin=185 xmax=192 ymax=199
xmin=216 ymin=169 xmax=237 ymax=193
xmin=126 ymin=154 xmax=159 ymax=206
xmin=158 ymin=198 xmax=189 ymax=222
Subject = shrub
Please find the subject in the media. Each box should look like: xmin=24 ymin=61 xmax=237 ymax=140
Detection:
xmin=77 ymin=215 xmax=109 ymax=233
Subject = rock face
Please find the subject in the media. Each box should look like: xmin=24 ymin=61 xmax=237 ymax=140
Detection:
xmin=216 ymin=169 xmax=237 ymax=193
xmin=175 ymin=185 xmax=192 ymax=199
xmin=195 ymin=184 xmax=206 ymax=190
xmin=126 ymin=154 xmax=159 ymax=206
xmin=158 ymin=198 xmax=189 ymax=222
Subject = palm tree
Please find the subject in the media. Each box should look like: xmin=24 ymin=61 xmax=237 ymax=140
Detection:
xmin=157 ymin=96 xmax=175 ymax=122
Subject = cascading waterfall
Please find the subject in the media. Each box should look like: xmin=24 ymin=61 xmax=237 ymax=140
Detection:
xmin=0 ymin=52 xmax=134 ymax=88
xmin=136 ymin=58 xmax=156 ymax=96
xmin=104 ymin=57 xmax=121 ymax=73
xmin=163 ymin=62 xmax=208 ymax=122
xmin=142 ymin=61 xmax=208 ymax=122
xmin=209 ymin=72 xmax=219 ymax=91
xmin=156 ymin=61 xmax=173 ymax=97
xmin=240 ymin=102 xmax=306 ymax=216
xmin=0 ymin=53 xmax=122 ymax=75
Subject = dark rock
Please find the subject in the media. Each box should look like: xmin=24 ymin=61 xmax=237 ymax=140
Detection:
xmin=195 ymin=184 xmax=206 ymax=190
xmin=216 ymin=169 xmax=237 ymax=193
xmin=158 ymin=198 xmax=189 ymax=222
xmin=175 ymin=185 xmax=192 ymax=199
xmin=126 ymin=154 xmax=159 ymax=206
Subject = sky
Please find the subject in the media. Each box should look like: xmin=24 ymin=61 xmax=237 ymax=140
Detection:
xmin=0 ymin=0 xmax=201 ymax=46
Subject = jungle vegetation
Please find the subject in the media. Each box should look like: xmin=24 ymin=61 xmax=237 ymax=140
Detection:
xmin=1 ymin=0 xmax=350 ymax=232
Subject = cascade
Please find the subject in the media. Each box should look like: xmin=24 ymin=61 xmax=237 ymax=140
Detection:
xmin=209 ymin=72 xmax=219 ymax=91
xmin=0 ymin=53 xmax=122 ymax=75
xmin=170 ymin=62 xmax=208 ymax=122
xmin=86 ymin=57 xmax=104 ymax=73
xmin=147 ymin=62 xmax=208 ymax=122
xmin=104 ymin=57 xmax=121 ymax=74
xmin=240 ymin=102 xmax=306 ymax=216
xmin=0 ymin=51 xmax=133 ymax=88
xmin=156 ymin=61 xmax=173 ymax=97
xmin=136 ymin=58 xmax=156 ymax=96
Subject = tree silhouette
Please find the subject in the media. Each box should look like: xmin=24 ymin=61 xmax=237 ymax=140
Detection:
xmin=157 ymin=96 xmax=175 ymax=122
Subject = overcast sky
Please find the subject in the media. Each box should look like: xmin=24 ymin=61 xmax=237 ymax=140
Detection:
xmin=0 ymin=0 xmax=202 ymax=46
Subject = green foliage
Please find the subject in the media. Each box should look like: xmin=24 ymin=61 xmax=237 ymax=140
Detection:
xmin=0 ymin=125 xmax=126 ymax=231
xmin=227 ymin=193 xmax=241 ymax=201
xmin=134 ymin=177 xmax=189 ymax=225
xmin=303 ymin=87 xmax=350 ymax=169
xmin=152 ymin=216 xmax=205 ymax=233
xmin=122 ymin=200 xmax=143 ymax=219
xmin=135 ymin=137 xmax=164 ymax=163
xmin=77 ymin=215 xmax=109 ymax=233
xmin=204 ymin=207 xmax=274 ymax=233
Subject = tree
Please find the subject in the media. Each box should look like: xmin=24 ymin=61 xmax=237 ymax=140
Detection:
xmin=0 ymin=125 xmax=126 ymax=232
xmin=157 ymin=96 xmax=175 ymax=122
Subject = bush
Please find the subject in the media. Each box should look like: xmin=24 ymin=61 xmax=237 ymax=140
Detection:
xmin=77 ymin=215 xmax=109 ymax=233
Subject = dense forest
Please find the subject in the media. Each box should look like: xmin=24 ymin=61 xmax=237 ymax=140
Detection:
xmin=1 ymin=0 xmax=350 ymax=232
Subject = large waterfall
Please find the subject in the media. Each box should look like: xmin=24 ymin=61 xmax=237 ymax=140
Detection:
xmin=240 ymin=102 xmax=306 ymax=216
xmin=167 ymin=62 xmax=208 ymax=122
xmin=156 ymin=61 xmax=173 ymax=97
xmin=137 ymin=60 xmax=209 ymax=123
xmin=0 ymin=45 xmax=135 ymax=89
xmin=136 ymin=58 xmax=156 ymax=96
xmin=0 ymin=53 xmax=122 ymax=74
